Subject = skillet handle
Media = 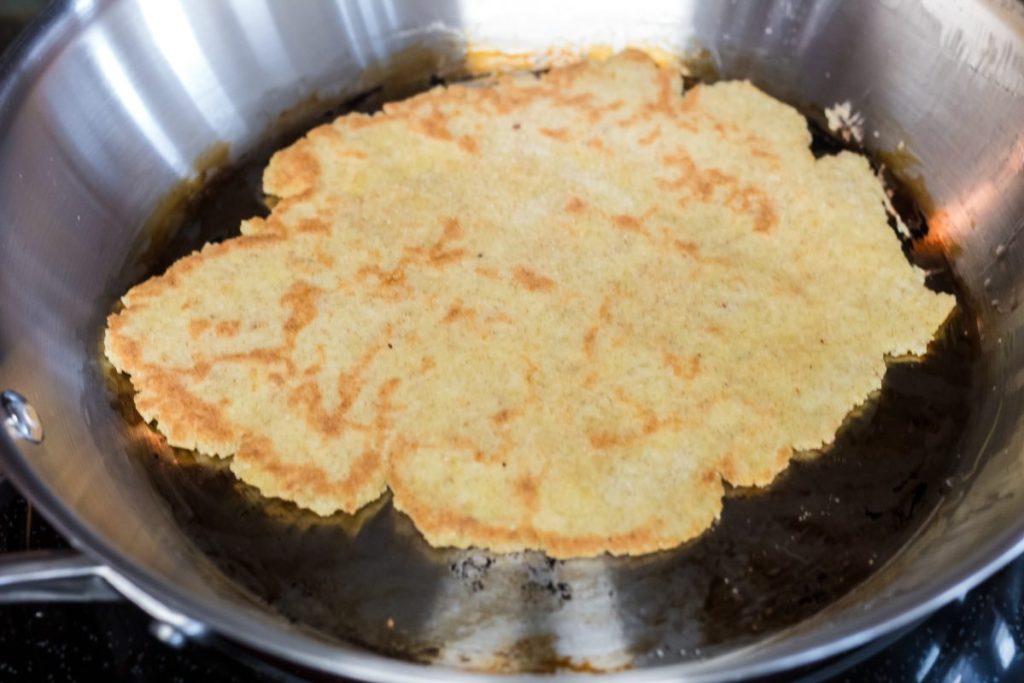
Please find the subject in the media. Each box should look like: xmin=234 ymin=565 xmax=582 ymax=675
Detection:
xmin=0 ymin=548 xmax=208 ymax=647
xmin=0 ymin=549 xmax=121 ymax=602
xmin=0 ymin=475 xmax=207 ymax=645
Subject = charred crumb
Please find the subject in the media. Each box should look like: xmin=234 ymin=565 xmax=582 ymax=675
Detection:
xmin=434 ymin=71 xmax=495 ymax=89
xmin=925 ymin=269 xmax=958 ymax=296
xmin=450 ymin=554 xmax=494 ymax=591
xmin=681 ymin=74 xmax=702 ymax=92
xmin=520 ymin=556 xmax=572 ymax=602
xmin=680 ymin=51 xmax=719 ymax=90
xmin=340 ymin=85 xmax=385 ymax=115
xmin=807 ymin=116 xmax=849 ymax=160
xmin=520 ymin=579 xmax=573 ymax=601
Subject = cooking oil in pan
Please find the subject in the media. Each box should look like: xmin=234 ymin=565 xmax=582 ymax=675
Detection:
xmin=109 ymin=81 xmax=977 ymax=674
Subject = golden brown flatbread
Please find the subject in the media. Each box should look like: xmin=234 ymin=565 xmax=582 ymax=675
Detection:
xmin=105 ymin=50 xmax=953 ymax=558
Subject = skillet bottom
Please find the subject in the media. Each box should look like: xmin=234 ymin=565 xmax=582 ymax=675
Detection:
xmin=108 ymin=89 xmax=975 ymax=673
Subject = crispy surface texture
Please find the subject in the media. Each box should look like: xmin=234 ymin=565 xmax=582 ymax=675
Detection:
xmin=106 ymin=51 xmax=954 ymax=558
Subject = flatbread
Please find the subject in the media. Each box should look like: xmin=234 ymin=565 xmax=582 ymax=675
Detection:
xmin=105 ymin=50 xmax=954 ymax=558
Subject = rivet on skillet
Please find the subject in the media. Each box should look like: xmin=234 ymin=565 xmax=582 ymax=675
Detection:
xmin=149 ymin=620 xmax=188 ymax=649
xmin=2 ymin=390 xmax=44 ymax=444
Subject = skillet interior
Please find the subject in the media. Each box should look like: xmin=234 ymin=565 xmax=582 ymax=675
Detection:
xmin=103 ymin=77 xmax=980 ymax=672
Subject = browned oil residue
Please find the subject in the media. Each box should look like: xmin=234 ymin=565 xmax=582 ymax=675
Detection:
xmin=122 ymin=141 xmax=231 ymax=282
xmin=483 ymin=634 xmax=632 ymax=674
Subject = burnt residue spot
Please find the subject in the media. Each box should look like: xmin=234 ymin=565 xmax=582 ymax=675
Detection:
xmin=925 ymin=268 xmax=959 ymax=296
xmin=681 ymin=74 xmax=704 ymax=92
xmin=339 ymin=85 xmax=386 ymax=115
xmin=500 ymin=634 xmax=559 ymax=673
xmin=518 ymin=556 xmax=573 ymax=603
xmin=681 ymin=50 xmax=720 ymax=91
xmin=496 ymin=634 xmax=620 ymax=674
xmin=449 ymin=554 xmax=494 ymax=592
xmin=807 ymin=116 xmax=847 ymax=160
xmin=520 ymin=578 xmax=573 ymax=602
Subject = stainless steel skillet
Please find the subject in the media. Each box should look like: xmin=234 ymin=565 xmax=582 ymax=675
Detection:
xmin=0 ymin=1 xmax=1023 ymax=680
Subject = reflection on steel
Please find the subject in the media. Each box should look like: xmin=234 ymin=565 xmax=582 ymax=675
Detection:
xmin=1 ymin=391 xmax=42 ymax=444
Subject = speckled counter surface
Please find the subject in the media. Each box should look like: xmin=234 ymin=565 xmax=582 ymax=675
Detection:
xmin=0 ymin=485 xmax=265 ymax=683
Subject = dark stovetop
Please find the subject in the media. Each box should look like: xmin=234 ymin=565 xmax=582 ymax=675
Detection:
xmin=3 ymin=6 xmax=1024 ymax=683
